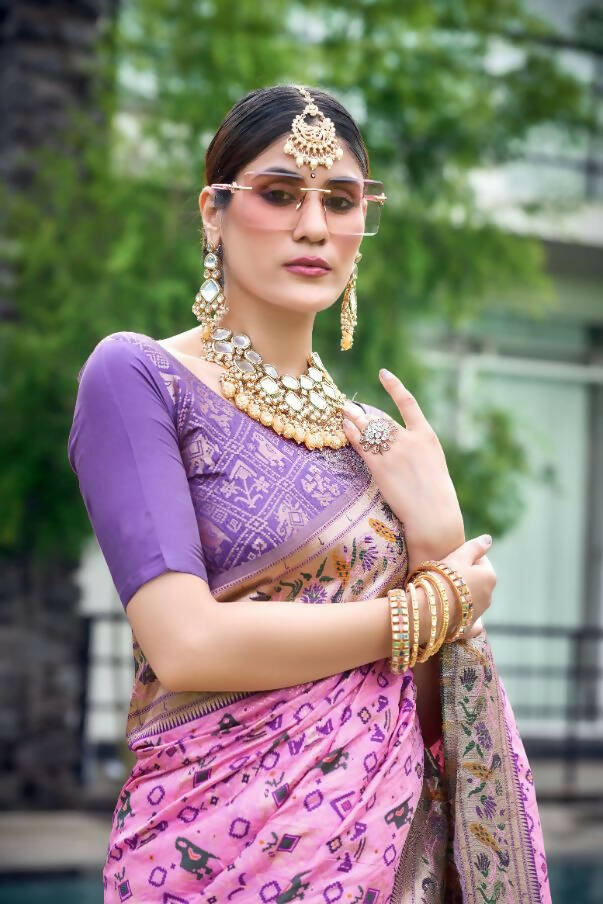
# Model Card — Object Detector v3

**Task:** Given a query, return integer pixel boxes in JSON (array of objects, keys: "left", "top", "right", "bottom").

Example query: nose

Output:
[{"left": 291, "top": 189, "right": 329, "bottom": 243}]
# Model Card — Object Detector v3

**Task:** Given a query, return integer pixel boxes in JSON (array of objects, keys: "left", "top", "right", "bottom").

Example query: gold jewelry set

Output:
[
  {"left": 387, "top": 560, "right": 475, "bottom": 674},
  {"left": 192, "top": 84, "right": 365, "bottom": 451},
  {"left": 192, "top": 244, "right": 355, "bottom": 450}
]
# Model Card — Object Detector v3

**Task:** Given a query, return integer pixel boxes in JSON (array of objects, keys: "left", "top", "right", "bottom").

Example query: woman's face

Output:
[{"left": 199, "top": 134, "right": 365, "bottom": 315}]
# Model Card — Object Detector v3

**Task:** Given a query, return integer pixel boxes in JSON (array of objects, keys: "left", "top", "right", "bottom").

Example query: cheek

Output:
[
  {"left": 224, "top": 231, "right": 271, "bottom": 283},
  {"left": 334, "top": 238, "right": 362, "bottom": 285},
  {"left": 340, "top": 235, "right": 363, "bottom": 258}
]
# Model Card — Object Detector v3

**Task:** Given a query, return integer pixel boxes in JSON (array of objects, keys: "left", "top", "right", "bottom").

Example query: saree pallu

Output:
[{"left": 103, "top": 479, "right": 551, "bottom": 903}]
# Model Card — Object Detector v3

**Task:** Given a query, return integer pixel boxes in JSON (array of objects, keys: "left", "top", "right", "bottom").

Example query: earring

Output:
[
  {"left": 340, "top": 251, "right": 362, "bottom": 351},
  {"left": 192, "top": 235, "right": 229, "bottom": 339}
]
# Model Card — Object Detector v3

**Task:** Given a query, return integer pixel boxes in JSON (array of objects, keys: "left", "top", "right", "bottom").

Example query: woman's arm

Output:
[
  {"left": 412, "top": 657, "right": 443, "bottom": 747},
  {"left": 126, "top": 570, "right": 441, "bottom": 693}
]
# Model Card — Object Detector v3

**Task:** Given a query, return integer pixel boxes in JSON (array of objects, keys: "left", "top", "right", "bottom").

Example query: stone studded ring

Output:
[{"left": 358, "top": 417, "right": 399, "bottom": 455}]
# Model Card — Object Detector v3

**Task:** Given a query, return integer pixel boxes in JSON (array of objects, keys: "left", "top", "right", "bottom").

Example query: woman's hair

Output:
[{"left": 204, "top": 83, "right": 369, "bottom": 190}]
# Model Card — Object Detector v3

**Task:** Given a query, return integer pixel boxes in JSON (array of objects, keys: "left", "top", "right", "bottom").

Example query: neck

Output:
[{"left": 207, "top": 276, "right": 317, "bottom": 377}]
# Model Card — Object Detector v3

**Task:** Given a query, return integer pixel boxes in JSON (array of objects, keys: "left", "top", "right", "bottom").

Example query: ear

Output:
[{"left": 199, "top": 187, "right": 222, "bottom": 248}]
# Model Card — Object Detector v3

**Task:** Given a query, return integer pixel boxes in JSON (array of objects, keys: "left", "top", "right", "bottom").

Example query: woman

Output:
[{"left": 68, "top": 84, "right": 551, "bottom": 902}]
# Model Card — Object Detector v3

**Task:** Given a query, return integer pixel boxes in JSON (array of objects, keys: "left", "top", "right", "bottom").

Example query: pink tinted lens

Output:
[
  {"left": 247, "top": 173, "right": 302, "bottom": 229},
  {"left": 222, "top": 171, "right": 384, "bottom": 235}
]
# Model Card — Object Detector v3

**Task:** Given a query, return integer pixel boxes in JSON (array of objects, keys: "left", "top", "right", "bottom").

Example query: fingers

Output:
[
  {"left": 341, "top": 412, "right": 363, "bottom": 448},
  {"left": 341, "top": 400, "right": 401, "bottom": 458},
  {"left": 463, "top": 534, "right": 493, "bottom": 564},
  {"left": 379, "top": 369, "right": 431, "bottom": 432},
  {"left": 464, "top": 617, "right": 485, "bottom": 639},
  {"left": 341, "top": 398, "right": 370, "bottom": 430},
  {"left": 341, "top": 399, "right": 369, "bottom": 449}
]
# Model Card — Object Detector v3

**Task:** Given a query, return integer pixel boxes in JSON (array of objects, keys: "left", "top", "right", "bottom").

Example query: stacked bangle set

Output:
[{"left": 387, "top": 560, "right": 474, "bottom": 675}]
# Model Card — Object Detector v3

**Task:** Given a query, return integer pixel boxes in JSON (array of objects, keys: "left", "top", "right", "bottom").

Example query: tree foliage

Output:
[{"left": 0, "top": 0, "right": 590, "bottom": 561}]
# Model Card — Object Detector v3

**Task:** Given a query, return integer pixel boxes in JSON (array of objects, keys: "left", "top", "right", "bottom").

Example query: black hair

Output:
[{"left": 205, "top": 83, "right": 369, "bottom": 185}]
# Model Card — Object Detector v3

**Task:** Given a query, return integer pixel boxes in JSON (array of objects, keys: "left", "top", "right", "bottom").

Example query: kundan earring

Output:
[
  {"left": 340, "top": 251, "right": 362, "bottom": 351},
  {"left": 192, "top": 236, "right": 230, "bottom": 339}
]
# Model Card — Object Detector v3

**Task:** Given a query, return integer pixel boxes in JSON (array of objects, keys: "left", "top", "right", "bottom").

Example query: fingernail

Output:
[
  {"left": 342, "top": 418, "right": 352, "bottom": 430},
  {"left": 482, "top": 534, "right": 492, "bottom": 546},
  {"left": 380, "top": 368, "right": 394, "bottom": 380}
]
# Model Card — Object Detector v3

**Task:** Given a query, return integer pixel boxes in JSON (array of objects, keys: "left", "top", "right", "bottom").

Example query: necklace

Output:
[{"left": 198, "top": 324, "right": 351, "bottom": 450}]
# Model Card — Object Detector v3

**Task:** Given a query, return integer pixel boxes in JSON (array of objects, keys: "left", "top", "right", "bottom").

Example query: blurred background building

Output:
[{"left": 422, "top": 0, "right": 603, "bottom": 769}]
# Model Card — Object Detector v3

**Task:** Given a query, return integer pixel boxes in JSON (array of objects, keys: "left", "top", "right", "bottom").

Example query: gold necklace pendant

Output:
[{"left": 200, "top": 327, "right": 350, "bottom": 450}]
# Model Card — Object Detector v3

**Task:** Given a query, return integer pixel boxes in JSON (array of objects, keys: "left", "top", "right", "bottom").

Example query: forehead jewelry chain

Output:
[{"left": 283, "top": 85, "right": 344, "bottom": 177}]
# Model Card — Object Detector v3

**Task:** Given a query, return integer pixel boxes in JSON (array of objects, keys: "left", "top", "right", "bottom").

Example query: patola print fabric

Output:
[{"left": 67, "top": 332, "right": 551, "bottom": 902}]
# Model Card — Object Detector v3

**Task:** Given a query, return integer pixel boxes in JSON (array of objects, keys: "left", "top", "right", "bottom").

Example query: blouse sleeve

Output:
[{"left": 67, "top": 333, "right": 209, "bottom": 609}]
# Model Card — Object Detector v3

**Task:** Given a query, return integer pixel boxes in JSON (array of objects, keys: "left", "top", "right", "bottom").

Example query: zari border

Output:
[
  {"left": 211, "top": 479, "right": 387, "bottom": 601},
  {"left": 126, "top": 688, "right": 257, "bottom": 746},
  {"left": 439, "top": 631, "right": 544, "bottom": 903},
  {"left": 390, "top": 743, "right": 455, "bottom": 903}
]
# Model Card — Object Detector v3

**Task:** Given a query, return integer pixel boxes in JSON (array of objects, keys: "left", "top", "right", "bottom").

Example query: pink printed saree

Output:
[{"left": 104, "top": 478, "right": 551, "bottom": 903}]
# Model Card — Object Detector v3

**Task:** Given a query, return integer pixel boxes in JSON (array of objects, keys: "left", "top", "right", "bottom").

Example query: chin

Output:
[
  {"left": 289, "top": 292, "right": 335, "bottom": 313},
  {"left": 267, "top": 283, "right": 332, "bottom": 310}
]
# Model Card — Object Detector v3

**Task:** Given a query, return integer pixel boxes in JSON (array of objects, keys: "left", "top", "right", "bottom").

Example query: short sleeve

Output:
[{"left": 67, "top": 333, "right": 209, "bottom": 608}]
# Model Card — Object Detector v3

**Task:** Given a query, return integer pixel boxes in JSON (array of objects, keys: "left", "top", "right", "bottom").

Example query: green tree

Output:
[{"left": 1, "top": 0, "right": 591, "bottom": 569}]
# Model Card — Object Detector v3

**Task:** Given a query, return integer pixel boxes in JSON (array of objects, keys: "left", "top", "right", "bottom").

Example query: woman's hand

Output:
[
  {"left": 438, "top": 535, "right": 497, "bottom": 637},
  {"left": 342, "top": 368, "right": 465, "bottom": 569}
]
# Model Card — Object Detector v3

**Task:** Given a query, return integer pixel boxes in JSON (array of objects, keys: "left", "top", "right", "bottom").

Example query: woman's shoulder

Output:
[
  {"left": 68, "top": 331, "right": 177, "bottom": 469},
  {"left": 72, "top": 331, "right": 180, "bottom": 421},
  {"left": 75, "top": 330, "right": 168, "bottom": 386}
]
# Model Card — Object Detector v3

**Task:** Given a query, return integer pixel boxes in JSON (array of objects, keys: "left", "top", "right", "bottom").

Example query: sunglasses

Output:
[{"left": 208, "top": 169, "right": 387, "bottom": 236}]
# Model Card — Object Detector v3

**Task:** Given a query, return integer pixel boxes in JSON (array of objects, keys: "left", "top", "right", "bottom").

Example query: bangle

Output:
[
  {"left": 387, "top": 588, "right": 411, "bottom": 674},
  {"left": 417, "top": 572, "right": 449, "bottom": 657},
  {"left": 407, "top": 581, "right": 420, "bottom": 668},
  {"left": 413, "top": 576, "right": 439, "bottom": 663},
  {"left": 407, "top": 560, "right": 473, "bottom": 642}
]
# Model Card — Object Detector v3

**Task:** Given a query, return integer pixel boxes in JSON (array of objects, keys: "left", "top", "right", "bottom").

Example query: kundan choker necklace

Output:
[{"left": 198, "top": 324, "right": 351, "bottom": 450}]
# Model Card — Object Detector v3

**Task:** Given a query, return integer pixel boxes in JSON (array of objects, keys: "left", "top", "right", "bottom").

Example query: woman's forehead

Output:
[{"left": 239, "top": 135, "right": 363, "bottom": 184}]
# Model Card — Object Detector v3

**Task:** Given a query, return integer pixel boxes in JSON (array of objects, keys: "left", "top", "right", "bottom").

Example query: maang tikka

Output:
[{"left": 283, "top": 84, "right": 344, "bottom": 173}]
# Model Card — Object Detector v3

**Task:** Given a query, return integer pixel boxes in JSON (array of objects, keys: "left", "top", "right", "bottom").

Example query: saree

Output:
[
  {"left": 68, "top": 331, "right": 550, "bottom": 902},
  {"left": 103, "top": 473, "right": 551, "bottom": 904}
]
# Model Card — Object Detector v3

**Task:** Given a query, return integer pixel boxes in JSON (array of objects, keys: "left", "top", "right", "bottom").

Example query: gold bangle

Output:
[
  {"left": 388, "top": 588, "right": 402, "bottom": 673},
  {"left": 418, "top": 572, "right": 449, "bottom": 658},
  {"left": 407, "top": 581, "right": 420, "bottom": 668},
  {"left": 387, "top": 588, "right": 410, "bottom": 674},
  {"left": 407, "top": 560, "right": 473, "bottom": 642},
  {"left": 413, "top": 576, "right": 439, "bottom": 663},
  {"left": 397, "top": 588, "right": 411, "bottom": 673}
]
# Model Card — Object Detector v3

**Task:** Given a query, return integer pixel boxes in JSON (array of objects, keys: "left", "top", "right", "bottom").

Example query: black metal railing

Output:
[{"left": 485, "top": 622, "right": 603, "bottom": 797}]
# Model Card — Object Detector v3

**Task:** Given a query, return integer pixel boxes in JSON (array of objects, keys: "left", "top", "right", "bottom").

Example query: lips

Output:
[
  {"left": 284, "top": 264, "right": 330, "bottom": 277},
  {"left": 284, "top": 256, "right": 331, "bottom": 269}
]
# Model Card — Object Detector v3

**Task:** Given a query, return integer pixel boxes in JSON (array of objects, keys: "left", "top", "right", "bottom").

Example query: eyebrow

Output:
[{"left": 254, "top": 166, "right": 360, "bottom": 184}]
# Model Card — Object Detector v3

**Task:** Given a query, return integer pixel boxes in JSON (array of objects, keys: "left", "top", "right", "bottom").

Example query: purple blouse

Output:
[{"left": 67, "top": 331, "right": 373, "bottom": 608}]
